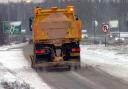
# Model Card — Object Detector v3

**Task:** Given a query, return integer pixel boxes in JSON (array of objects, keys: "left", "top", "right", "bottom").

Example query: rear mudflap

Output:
[{"left": 33, "top": 61, "right": 80, "bottom": 67}]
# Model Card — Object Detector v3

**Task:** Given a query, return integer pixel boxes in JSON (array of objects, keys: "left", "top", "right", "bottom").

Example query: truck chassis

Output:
[{"left": 30, "top": 41, "right": 81, "bottom": 71}]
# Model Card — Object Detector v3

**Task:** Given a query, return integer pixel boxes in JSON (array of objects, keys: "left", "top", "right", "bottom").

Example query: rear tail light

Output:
[
  {"left": 35, "top": 50, "right": 45, "bottom": 54},
  {"left": 72, "top": 48, "right": 80, "bottom": 52}
]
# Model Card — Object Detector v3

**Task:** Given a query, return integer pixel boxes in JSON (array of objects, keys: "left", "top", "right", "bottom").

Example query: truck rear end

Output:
[{"left": 30, "top": 6, "right": 82, "bottom": 70}]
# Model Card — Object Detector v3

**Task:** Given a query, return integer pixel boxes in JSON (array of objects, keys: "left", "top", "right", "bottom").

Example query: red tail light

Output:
[
  {"left": 35, "top": 50, "right": 45, "bottom": 54},
  {"left": 72, "top": 48, "right": 80, "bottom": 52}
]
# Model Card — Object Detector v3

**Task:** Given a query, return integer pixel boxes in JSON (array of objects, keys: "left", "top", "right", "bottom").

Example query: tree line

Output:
[{"left": 0, "top": 0, "right": 128, "bottom": 44}]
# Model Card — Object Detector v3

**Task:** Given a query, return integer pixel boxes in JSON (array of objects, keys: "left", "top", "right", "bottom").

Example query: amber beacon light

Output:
[{"left": 70, "top": 8, "right": 74, "bottom": 12}]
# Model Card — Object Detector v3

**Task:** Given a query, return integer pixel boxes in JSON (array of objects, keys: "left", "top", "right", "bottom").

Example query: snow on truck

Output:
[{"left": 29, "top": 6, "right": 82, "bottom": 70}]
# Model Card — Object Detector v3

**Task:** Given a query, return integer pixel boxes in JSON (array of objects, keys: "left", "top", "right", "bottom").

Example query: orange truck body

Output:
[
  {"left": 30, "top": 6, "right": 82, "bottom": 69},
  {"left": 33, "top": 6, "right": 81, "bottom": 42}
]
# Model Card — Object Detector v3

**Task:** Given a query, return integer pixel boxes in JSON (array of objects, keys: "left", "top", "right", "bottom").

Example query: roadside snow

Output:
[
  {"left": 0, "top": 43, "right": 51, "bottom": 89},
  {"left": 81, "top": 44, "right": 128, "bottom": 82},
  {"left": 0, "top": 43, "right": 28, "bottom": 51},
  {"left": 1, "top": 43, "right": 128, "bottom": 88},
  {"left": 0, "top": 63, "right": 33, "bottom": 89}
]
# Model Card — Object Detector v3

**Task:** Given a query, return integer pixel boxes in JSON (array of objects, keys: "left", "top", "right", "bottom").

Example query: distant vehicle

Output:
[
  {"left": 115, "top": 37, "right": 125, "bottom": 41},
  {"left": 29, "top": 6, "right": 82, "bottom": 70},
  {"left": 109, "top": 32, "right": 128, "bottom": 44},
  {"left": 110, "top": 32, "right": 128, "bottom": 38},
  {"left": 82, "top": 30, "right": 88, "bottom": 39},
  {"left": 113, "top": 37, "right": 125, "bottom": 43}
]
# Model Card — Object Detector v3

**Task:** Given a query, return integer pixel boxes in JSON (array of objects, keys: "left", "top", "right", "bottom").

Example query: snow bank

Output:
[
  {"left": 0, "top": 42, "right": 28, "bottom": 51},
  {"left": 81, "top": 44, "right": 128, "bottom": 82},
  {"left": 0, "top": 64, "right": 34, "bottom": 89},
  {"left": 1, "top": 80, "right": 33, "bottom": 89},
  {"left": 0, "top": 43, "right": 51, "bottom": 89}
]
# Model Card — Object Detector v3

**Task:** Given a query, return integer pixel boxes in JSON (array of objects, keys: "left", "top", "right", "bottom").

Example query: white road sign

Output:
[{"left": 102, "top": 24, "right": 109, "bottom": 33}]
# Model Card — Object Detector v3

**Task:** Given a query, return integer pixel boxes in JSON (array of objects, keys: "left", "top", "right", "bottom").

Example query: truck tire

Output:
[
  {"left": 67, "top": 65, "right": 71, "bottom": 71},
  {"left": 74, "top": 63, "right": 81, "bottom": 70}
]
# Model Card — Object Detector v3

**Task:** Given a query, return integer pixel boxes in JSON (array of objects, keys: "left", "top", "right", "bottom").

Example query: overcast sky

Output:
[{"left": 0, "top": 0, "right": 45, "bottom": 3}]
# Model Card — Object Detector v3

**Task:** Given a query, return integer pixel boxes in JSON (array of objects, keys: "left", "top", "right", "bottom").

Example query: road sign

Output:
[
  {"left": 109, "top": 20, "right": 119, "bottom": 28},
  {"left": 3, "top": 21, "right": 21, "bottom": 35},
  {"left": 102, "top": 24, "right": 109, "bottom": 47},
  {"left": 10, "top": 21, "right": 21, "bottom": 35},
  {"left": 3, "top": 21, "right": 10, "bottom": 33},
  {"left": 102, "top": 24, "right": 109, "bottom": 33}
]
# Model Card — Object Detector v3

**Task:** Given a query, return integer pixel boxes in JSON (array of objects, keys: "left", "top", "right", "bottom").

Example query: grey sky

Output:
[{"left": 0, "top": 0, "right": 45, "bottom": 3}]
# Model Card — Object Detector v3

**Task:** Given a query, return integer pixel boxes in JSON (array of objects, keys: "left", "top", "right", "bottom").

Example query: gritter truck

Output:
[{"left": 29, "top": 6, "right": 82, "bottom": 70}]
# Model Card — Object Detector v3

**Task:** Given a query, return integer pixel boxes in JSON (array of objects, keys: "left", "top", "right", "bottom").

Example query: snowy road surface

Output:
[
  {"left": 0, "top": 43, "right": 128, "bottom": 89},
  {"left": 81, "top": 45, "right": 128, "bottom": 82},
  {"left": 0, "top": 43, "right": 51, "bottom": 89}
]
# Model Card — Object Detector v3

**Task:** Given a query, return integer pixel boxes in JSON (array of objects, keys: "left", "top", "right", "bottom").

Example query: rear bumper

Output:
[{"left": 32, "top": 61, "right": 80, "bottom": 68}]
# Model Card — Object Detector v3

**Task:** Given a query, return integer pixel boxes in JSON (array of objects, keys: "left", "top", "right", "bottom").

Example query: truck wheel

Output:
[
  {"left": 74, "top": 64, "right": 81, "bottom": 70},
  {"left": 30, "top": 55, "right": 35, "bottom": 68},
  {"left": 74, "top": 65, "right": 78, "bottom": 70},
  {"left": 38, "top": 67, "right": 43, "bottom": 71},
  {"left": 78, "top": 64, "right": 81, "bottom": 69},
  {"left": 34, "top": 67, "right": 42, "bottom": 72},
  {"left": 31, "top": 63, "right": 34, "bottom": 68},
  {"left": 35, "top": 67, "right": 39, "bottom": 72},
  {"left": 67, "top": 65, "right": 71, "bottom": 71}
]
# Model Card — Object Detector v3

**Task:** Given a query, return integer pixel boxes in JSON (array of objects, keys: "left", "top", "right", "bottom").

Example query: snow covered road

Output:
[
  {"left": 0, "top": 43, "right": 128, "bottom": 89},
  {"left": 0, "top": 43, "right": 51, "bottom": 89},
  {"left": 81, "top": 45, "right": 128, "bottom": 82}
]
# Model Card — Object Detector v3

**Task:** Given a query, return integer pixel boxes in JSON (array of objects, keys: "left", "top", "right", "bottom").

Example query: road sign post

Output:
[
  {"left": 102, "top": 24, "right": 109, "bottom": 47},
  {"left": 3, "top": 21, "right": 21, "bottom": 43}
]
